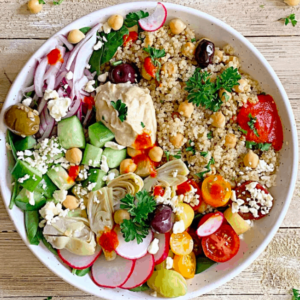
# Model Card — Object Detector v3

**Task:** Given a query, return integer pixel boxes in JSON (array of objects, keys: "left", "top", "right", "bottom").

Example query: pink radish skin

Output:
[
  {"left": 92, "top": 255, "right": 135, "bottom": 288},
  {"left": 138, "top": 2, "right": 167, "bottom": 32},
  {"left": 153, "top": 232, "right": 170, "bottom": 265},
  {"left": 121, "top": 254, "right": 155, "bottom": 289},
  {"left": 115, "top": 227, "right": 153, "bottom": 260},
  {"left": 57, "top": 246, "right": 102, "bottom": 270},
  {"left": 197, "top": 212, "right": 224, "bottom": 237}
]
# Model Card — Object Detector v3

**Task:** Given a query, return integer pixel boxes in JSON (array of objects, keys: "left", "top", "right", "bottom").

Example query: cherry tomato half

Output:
[
  {"left": 170, "top": 231, "right": 194, "bottom": 256},
  {"left": 188, "top": 227, "right": 203, "bottom": 256},
  {"left": 123, "top": 31, "right": 138, "bottom": 47},
  {"left": 144, "top": 57, "right": 156, "bottom": 78},
  {"left": 173, "top": 252, "right": 196, "bottom": 279},
  {"left": 67, "top": 165, "right": 80, "bottom": 182},
  {"left": 201, "top": 224, "right": 240, "bottom": 263},
  {"left": 202, "top": 175, "right": 231, "bottom": 208}
]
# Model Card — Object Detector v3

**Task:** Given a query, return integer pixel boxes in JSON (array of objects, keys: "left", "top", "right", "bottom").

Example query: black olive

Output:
[
  {"left": 150, "top": 205, "right": 174, "bottom": 234},
  {"left": 108, "top": 63, "right": 139, "bottom": 84},
  {"left": 195, "top": 39, "right": 215, "bottom": 68}
]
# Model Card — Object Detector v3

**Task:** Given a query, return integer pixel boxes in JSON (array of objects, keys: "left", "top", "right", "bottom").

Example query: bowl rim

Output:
[{"left": 0, "top": 2, "right": 298, "bottom": 299}]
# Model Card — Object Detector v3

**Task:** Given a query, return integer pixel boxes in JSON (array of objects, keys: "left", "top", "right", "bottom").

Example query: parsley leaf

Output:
[
  {"left": 53, "top": 0, "right": 63, "bottom": 4},
  {"left": 247, "top": 113, "right": 259, "bottom": 137},
  {"left": 260, "top": 4, "right": 265, "bottom": 8},
  {"left": 164, "top": 150, "right": 181, "bottom": 160},
  {"left": 191, "top": 38, "right": 196, "bottom": 42},
  {"left": 207, "top": 131, "right": 213, "bottom": 140},
  {"left": 173, "top": 151, "right": 182, "bottom": 159},
  {"left": 39, "top": 0, "right": 45, "bottom": 4},
  {"left": 293, "top": 288, "right": 300, "bottom": 300},
  {"left": 143, "top": 46, "right": 165, "bottom": 82},
  {"left": 196, "top": 157, "right": 215, "bottom": 180},
  {"left": 215, "top": 67, "right": 242, "bottom": 93},
  {"left": 124, "top": 10, "right": 149, "bottom": 28},
  {"left": 120, "top": 191, "right": 156, "bottom": 244},
  {"left": 186, "top": 140, "right": 196, "bottom": 155},
  {"left": 238, "top": 126, "right": 248, "bottom": 135},
  {"left": 164, "top": 150, "right": 170, "bottom": 162},
  {"left": 245, "top": 141, "right": 271, "bottom": 151},
  {"left": 200, "top": 151, "right": 208, "bottom": 157},
  {"left": 141, "top": 122, "right": 145, "bottom": 128},
  {"left": 111, "top": 99, "right": 128, "bottom": 122},
  {"left": 279, "top": 14, "right": 298, "bottom": 27}
]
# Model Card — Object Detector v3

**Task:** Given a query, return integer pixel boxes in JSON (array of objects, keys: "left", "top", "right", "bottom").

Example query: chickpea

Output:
[
  {"left": 141, "top": 66, "right": 152, "bottom": 80},
  {"left": 170, "top": 133, "right": 184, "bottom": 148},
  {"left": 224, "top": 133, "right": 237, "bottom": 148},
  {"left": 178, "top": 101, "right": 194, "bottom": 118},
  {"left": 219, "top": 88, "right": 232, "bottom": 102},
  {"left": 169, "top": 18, "right": 186, "bottom": 35},
  {"left": 65, "top": 148, "right": 82, "bottom": 165},
  {"left": 62, "top": 195, "right": 80, "bottom": 210},
  {"left": 211, "top": 112, "right": 225, "bottom": 128},
  {"left": 161, "top": 62, "right": 178, "bottom": 76},
  {"left": 120, "top": 159, "right": 137, "bottom": 174},
  {"left": 107, "top": 15, "right": 124, "bottom": 31},
  {"left": 148, "top": 146, "right": 163, "bottom": 162},
  {"left": 127, "top": 147, "right": 142, "bottom": 157},
  {"left": 114, "top": 209, "right": 130, "bottom": 225},
  {"left": 128, "top": 25, "right": 138, "bottom": 32},
  {"left": 284, "top": 0, "right": 300, "bottom": 5},
  {"left": 28, "top": 0, "right": 43, "bottom": 14},
  {"left": 67, "top": 29, "right": 85, "bottom": 44},
  {"left": 233, "top": 79, "right": 249, "bottom": 93},
  {"left": 181, "top": 42, "right": 196, "bottom": 57},
  {"left": 244, "top": 150, "right": 259, "bottom": 168},
  {"left": 144, "top": 34, "right": 153, "bottom": 47}
]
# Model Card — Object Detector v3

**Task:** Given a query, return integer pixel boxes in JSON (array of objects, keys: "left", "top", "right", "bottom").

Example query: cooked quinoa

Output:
[{"left": 110, "top": 25, "right": 279, "bottom": 190}]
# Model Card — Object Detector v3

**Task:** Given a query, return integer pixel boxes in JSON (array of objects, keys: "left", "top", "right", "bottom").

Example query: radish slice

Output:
[
  {"left": 57, "top": 245, "right": 102, "bottom": 269},
  {"left": 138, "top": 2, "right": 167, "bottom": 32},
  {"left": 92, "top": 254, "right": 135, "bottom": 288},
  {"left": 115, "top": 227, "right": 153, "bottom": 260},
  {"left": 153, "top": 232, "right": 170, "bottom": 265},
  {"left": 197, "top": 212, "right": 224, "bottom": 237},
  {"left": 121, "top": 253, "right": 155, "bottom": 289}
]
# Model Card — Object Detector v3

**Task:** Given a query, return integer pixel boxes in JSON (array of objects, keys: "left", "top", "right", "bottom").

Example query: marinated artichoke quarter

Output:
[{"left": 4, "top": 104, "right": 40, "bottom": 136}]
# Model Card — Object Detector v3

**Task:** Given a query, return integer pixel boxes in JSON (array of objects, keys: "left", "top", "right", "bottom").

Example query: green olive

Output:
[
  {"left": 114, "top": 209, "right": 130, "bottom": 225},
  {"left": 4, "top": 104, "right": 40, "bottom": 136}
]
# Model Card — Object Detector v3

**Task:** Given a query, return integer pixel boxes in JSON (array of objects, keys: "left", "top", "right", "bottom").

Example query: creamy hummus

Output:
[{"left": 95, "top": 82, "right": 157, "bottom": 148}]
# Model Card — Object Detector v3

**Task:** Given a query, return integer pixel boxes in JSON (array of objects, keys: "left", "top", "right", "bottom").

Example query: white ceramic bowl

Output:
[{"left": 0, "top": 2, "right": 298, "bottom": 299}]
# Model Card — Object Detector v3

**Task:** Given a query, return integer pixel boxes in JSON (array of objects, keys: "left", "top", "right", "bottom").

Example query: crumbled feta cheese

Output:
[
  {"left": 47, "top": 97, "right": 71, "bottom": 121},
  {"left": 18, "top": 174, "right": 30, "bottom": 183},
  {"left": 44, "top": 89, "right": 59, "bottom": 101},
  {"left": 231, "top": 190, "right": 236, "bottom": 201},
  {"left": 87, "top": 182, "right": 97, "bottom": 191},
  {"left": 231, "top": 202, "right": 239, "bottom": 214},
  {"left": 102, "top": 22, "right": 111, "bottom": 34},
  {"left": 65, "top": 71, "right": 73, "bottom": 80},
  {"left": 102, "top": 36, "right": 107, "bottom": 42},
  {"left": 86, "top": 64, "right": 91, "bottom": 69},
  {"left": 256, "top": 160, "right": 274, "bottom": 173},
  {"left": 64, "top": 84, "right": 68, "bottom": 89},
  {"left": 108, "top": 169, "right": 119, "bottom": 179},
  {"left": 39, "top": 201, "right": 65, "bottom": 225},
  {"left": 26, "top": 190, "right": 35, "bottom": 205},
  {"left": 24, "top": 150, "right": 32, "bottom": 156},
  {"left": 148, "top": 238, "right": 159, "bottom": 255},
  {"left": 94, "top": 40, "right": 104, "bottom": 51},
  {"left": 173, "top": 220, "right": 185, "bottom": 234},
  {"left": 84, "top": 80, "right": 95, "bottom": 93},
  {"left": 22, "top": 97, "right": 32, "bottom": 107},
  {"left": 166, "top": 257, "right": 173, "bottom": 269},
  {"left": 150, "top": 291, "right": 157, "bottom": 297},
  {"left": 98, "top": 72, "right": 108, "bottom": 82},
  {"left": 53, "top": 190, "right": 67, "bottom": 203},
  {"left": 101, "top": 155, "right": 109, "bottom": 173},
  {"left": 104, "top": 141, "right": 126, "bottom": 150}
]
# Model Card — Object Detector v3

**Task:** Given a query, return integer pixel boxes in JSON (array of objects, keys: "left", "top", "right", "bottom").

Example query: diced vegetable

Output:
[
  {"left": 223, "top": 207, "right": 251, "bottom": 235},
  {"left": 14, "top": 136, "right": 37, "bottom": 151},
  {"left": 82, "top": 169, "right": 106, "bottom": 191},
  {"left": 88, "top": 122, "right": 114, "bottom": 148},
  {"left": 34, "top": 174, "right": 57, "bottom": 199},
  {"left": 82, "top": 144, "right": 103, "bottom": 167},
  {"left": 15, "top": 189, "right": 46, "bottom": 211},
  {"left": 103, "top": 147, "right": 127, "bottom": 168},
  {"left": 47, "top": 165, "right": 75, "bottom": 190}
]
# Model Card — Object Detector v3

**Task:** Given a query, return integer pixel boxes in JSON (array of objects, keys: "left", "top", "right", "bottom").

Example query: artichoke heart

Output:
[
  {"left": 43, "top": 217, "right": 96, "bottom": 256},
  {"left": 143, "top": 159, "right": 189, "bottom": 192},
  {"left": 107, "top": 172, "right": 144, "bottom": 209}
]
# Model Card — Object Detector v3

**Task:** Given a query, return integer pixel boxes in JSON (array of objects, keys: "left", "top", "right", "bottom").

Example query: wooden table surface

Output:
[{"left": 0, "top": 0, "right": 299, "bottom": 299}]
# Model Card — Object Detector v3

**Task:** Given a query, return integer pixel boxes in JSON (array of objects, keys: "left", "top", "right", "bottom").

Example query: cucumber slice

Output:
[
  {"left": 82, "top": 169, "right": 106, "bottom": 191},
  {"left": 35, "top": 174, "right": 57, "bottom": 199},
  {"left": 88, "top": 122, "right": 114, "bottom": 148},
  {"left": 11, "top": 160, "right": 43, "bottom": 192},
  {"left": 15, "top": 188, "right": 47, "bottom": 211},
  {"left": 47, "top": 165, "right": 75, "bottom": 190},
  {"left": 102, "top": 147, "right": 126, "bottom": 168},
  {"left": 14, "top": 136, "right": 37, "bottom": 151},
  {"left": 82, "top": 144, "right": 103, "bottom": 167},
  {"left": 58, "top": 116, "right": 86, "bottom": 149}
]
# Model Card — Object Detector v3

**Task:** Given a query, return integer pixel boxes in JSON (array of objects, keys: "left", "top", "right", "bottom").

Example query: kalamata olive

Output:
[
  {"left": 195, "top": 39, "right": 215, "bottom": 68},
  {"left": 4, "top": 104, "right": 40, "bottom": 137},
  {"left": 151, "top": 205, "right": 174, "bottom": 234},
  {"left": 108, "top": 63, "right": 138, "bottom": 84}
]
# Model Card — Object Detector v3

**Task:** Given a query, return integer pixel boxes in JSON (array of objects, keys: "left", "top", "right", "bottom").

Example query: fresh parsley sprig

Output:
[
  {"left": 247, "top": 113, "right": 259, "bottom": 137},
  {"left": 39, "top": 0, "right": 45, "bottom": 4},
  {"left": 196, "top": 157, "right": 215, "bottom": 180},
  {"left": 141, "top": 122, "right": 145, "bottom": 128},
  {"left": 120, "top": 191, "right": 156, "bottom": 244},
  {"left": 279, "top": 14, "right": 297, "bottom": 27},
  {"left": 186, "top": 140, "right": 196, "bottom": 155},
  {"left": 164, "top": 150, "right": 181, "bottom": 161},
  {"left": 53, "top": 0, "right": 63, "bottom": 4},
  {"left": 215, "top": 67, "right": 242, "bottom": 93},
  {"left": 245, "top": 141, "right": 271, "bottom": 151},
  {"left": 293, "top": 288, "right": 300, "bottom": 300},
  {"left": 207, "top": 131, "right": 213, "bottom": 140},
  {"left": 111, "top": 99, "right": 128, "bottom": 122},
  {"left": 143, "top": 46, "right": 166, "bottom": 81},
  {"left": 124, "top": 10, "right": 149, "bottom": 28},
  {"left": 238, "top": 126, "right": 248, "bottom": 135}
]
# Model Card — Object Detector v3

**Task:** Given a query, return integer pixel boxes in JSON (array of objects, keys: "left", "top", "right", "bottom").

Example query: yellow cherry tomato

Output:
[
  {"left": 170, "top": 231, "right": 193, "bottom": 256},
  {"left": 175, "top": 203, "right": 194, "bottom": 229},
  {"left": 173, "top": 252, "right": 196, "bottom": 279},
  {"left": 201, "top": 174, "right": 231, "bottom": 207}
]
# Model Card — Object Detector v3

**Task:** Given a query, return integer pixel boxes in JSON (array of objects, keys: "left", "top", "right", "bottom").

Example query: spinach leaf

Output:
[
  {"left": 196, "top": 256, "right": 216, "bottom": 274},
  {"left": 124, "top": 10, "right": 149, "bottom": 28},
  {"left": 89, "top": 26, "right": 129, "bottom": 75},
  {"left": 79, "top": 27, "right": 91, "bottom": 34},
  {"left": 129, "top": 282, "right": 150, "bottom": 292},
  {"left": 72, "top": 267, "right": 91, "bottom": 276},
  {"left": 25, "top": 210, "right": 40, "bottom": 245},
  {"left": 40, "top": 231, "right": 57, "bottom": 255},
  {"left": 9, "top": 181, "right": 20, "bottom": 210}
]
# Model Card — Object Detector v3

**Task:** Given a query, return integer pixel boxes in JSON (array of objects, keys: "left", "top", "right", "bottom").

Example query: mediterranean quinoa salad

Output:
[{"left": 5, "top": 3, "right": 284, "bottom": 298}]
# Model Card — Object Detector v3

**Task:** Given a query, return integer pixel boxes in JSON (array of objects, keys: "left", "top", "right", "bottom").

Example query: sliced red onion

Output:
[
  {"left": 66, "top": 23, "right": 100, "bottom": 71},
  {"left": 41, "top": 118, "right": 55, "bottom": 139},
  {"left": 54, "top": 71, "right": 67, "bottom": 89},
  {"left": 83, "top": 108, "right": 93, "bottom": 126},
  {"left": 77, "top": 103, "right": 83, "bottom": 120},
  {"left": 22, "top": 85, "right": 35, "bottom": 96},
  {"left": 34, "top": 57, "right": 48, "bottom": 97},
  {"left": 57, "top": 35, "right": 74, "bottom": 51},
  {"left": 64, "top": 92, "right": 82, "bottom": 118},
  {"left": 80, "top": 90, "right": 90, "bottom": 97}
]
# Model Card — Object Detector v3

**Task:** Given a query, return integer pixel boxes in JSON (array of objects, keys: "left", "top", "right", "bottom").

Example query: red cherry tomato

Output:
[
  {"left": 153, "top": 186, "right": 165, "bottom": 197},
  {"left": 188, "top": 227, "right": 203, "bottom": 256},
  {"left": 177, "top": 179, "right": 202, "bottom": 211},
  {"left": 202, "top": 224, "right": 240, "bottom": 263},
  {"left": 237, "top": 94, "right": 283, "bottom": 151},
  {"left": 83, "top": 96, "right": 95, "bottom": 110},
  {"left": 123, "top": 31, "right": 138, "bottom": 47},
  {"left": 67, "top": 165, "right": 80, "bottom": 182},
  {"left": 144, "top": 57, "right": 156, "bottom": 78}
]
